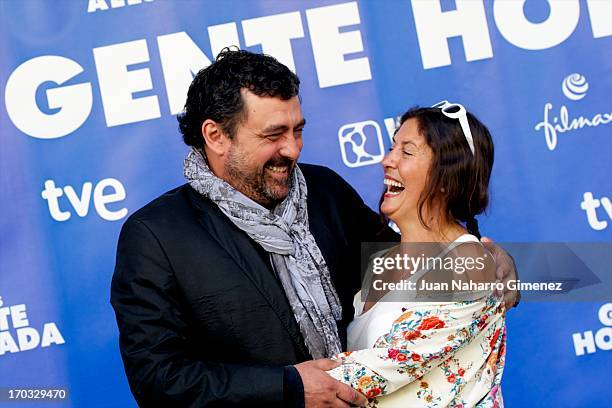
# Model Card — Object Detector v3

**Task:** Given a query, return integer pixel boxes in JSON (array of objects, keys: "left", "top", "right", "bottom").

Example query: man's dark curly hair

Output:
[{"left": 177, "top": 47, "right": 300, "bottom": 149}]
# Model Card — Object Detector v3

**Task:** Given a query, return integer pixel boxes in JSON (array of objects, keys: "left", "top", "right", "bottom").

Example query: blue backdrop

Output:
[{"left": 1, "top": 0, "right": 611, "bottom": 406}]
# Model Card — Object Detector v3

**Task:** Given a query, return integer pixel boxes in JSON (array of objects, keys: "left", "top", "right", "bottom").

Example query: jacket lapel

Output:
[{"left": 188, "top": 187, "right": 311, "bottom": 359}]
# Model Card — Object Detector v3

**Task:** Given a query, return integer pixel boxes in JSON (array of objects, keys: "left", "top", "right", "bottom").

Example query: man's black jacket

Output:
[{"left": 110, "top": 164, "right": 397, "bottom": 407}]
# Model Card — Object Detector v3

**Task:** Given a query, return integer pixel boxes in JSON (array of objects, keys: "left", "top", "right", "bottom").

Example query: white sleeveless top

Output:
[{"left": 348, "top": 234, "right": 480, "bottom": 351}]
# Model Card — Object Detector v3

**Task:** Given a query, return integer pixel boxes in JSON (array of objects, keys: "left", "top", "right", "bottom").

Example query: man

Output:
[{"left": 111, "top": 49, "right": 517, "bottom": 407}]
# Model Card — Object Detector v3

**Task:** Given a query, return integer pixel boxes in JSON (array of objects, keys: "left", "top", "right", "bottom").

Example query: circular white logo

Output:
[{"left": 562, "top": 73, "right": 589, "bottom": 101}]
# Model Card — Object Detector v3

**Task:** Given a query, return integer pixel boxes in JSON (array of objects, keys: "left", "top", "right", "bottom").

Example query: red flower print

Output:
[
  {"left": 458, "top": 368, "right": 465, "bottom": 377},
  {"left": 412, "top": 353, "right": 421, "bottom": 362},
  {"left": 388, "top": 348, "right": 399, "bottom": 359},
  {"left": 404, "top": 330, "right": 421, "bottom": 341},
  {"left": 477, "top": 315, "right": 489, "bottom": 330},
  {"left": 397, "top": 353, "right": 408, "bottom": 362},
  {"left": 366, "top": 388, "right": 381, "bottom": 398},
  {"left": 418, "top": 316, "right": 446, "bottom": 330},
  {"left": 447, "top": 374, "right": 456, "bottom": 383},
  {"left": 444, "top": 345, "right": 453, "bottom": 353},
  {"left": 490, "top": 328, "right": 501, "bottom": 348}
]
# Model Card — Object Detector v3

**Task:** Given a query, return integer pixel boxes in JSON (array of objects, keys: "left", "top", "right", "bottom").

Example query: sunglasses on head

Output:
[{"left": 431, "top": 100, "right": 475, "bottom": 155}]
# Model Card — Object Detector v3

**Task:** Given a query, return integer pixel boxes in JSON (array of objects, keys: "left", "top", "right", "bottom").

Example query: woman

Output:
[{"left": 328, "top": 102, "right": 506, "bottom": 407}]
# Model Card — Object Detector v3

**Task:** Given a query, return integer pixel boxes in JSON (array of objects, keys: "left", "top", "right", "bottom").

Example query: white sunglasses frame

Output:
[{"left": 431, "top": 100, "right": 475, "bottom": 155}]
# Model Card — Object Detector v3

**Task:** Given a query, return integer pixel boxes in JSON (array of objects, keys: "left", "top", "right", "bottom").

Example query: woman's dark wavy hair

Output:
[
  {"left": 380, "top": 107, "right": 494, "bottom": 239},
  {"left": 177, "top": 47, "right": 300, "bottom": 149}
]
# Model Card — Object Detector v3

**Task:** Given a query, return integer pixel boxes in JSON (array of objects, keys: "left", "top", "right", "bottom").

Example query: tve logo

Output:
[
  {"left": 580, "top": 192, "right": 612, "bottom": 231},
  {"left": 534, "top": 73, "right": 612, "bottom": 151},
  {"left": 572, "top": 303, "right": 612, "bottom": 356},
  {"left": 41, "top": 178, "right": 128, "bottom": 222},
  {"left": 338, "top": 117, "right": 398, "bottom": 168}
]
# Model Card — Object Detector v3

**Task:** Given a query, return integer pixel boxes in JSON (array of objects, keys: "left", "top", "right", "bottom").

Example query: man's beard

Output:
[{"left": 224, "top": 148, "right": 294, "bottom": 208}]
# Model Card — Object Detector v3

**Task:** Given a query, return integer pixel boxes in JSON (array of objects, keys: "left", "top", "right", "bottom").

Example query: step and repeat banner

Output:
[{"left": 1, "top": 0, "right": 611, "bottom": 406}]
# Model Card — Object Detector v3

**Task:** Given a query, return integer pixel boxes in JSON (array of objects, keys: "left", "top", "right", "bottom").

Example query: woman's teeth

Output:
[{"left": 384, "top": 178, "right": 405, "bottom": 195}]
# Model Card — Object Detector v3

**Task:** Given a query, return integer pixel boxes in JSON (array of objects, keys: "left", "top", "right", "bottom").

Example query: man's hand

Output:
[
  {"left": 295, "top": 359, "right": 368, "bottom": 408},
  {"left": 481, "top": 237, "right": 521, "bottom": 310}
]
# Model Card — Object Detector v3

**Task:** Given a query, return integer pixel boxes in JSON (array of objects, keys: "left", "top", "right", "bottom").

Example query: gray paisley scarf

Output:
[{"left": 184, "top": 148, "right": 342, "bottom": 359}]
